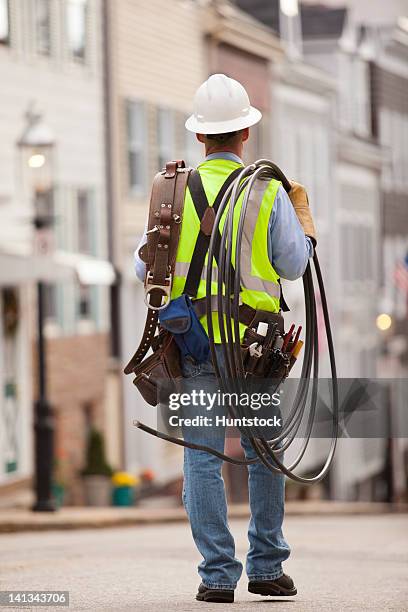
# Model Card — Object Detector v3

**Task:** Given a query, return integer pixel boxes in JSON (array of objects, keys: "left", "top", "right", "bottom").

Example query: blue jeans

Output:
[{"left": 180, "top": 346, "right": 290, "bottom": 590}]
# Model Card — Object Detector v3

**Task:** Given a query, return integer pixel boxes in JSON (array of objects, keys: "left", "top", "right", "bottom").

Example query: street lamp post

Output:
[
  {"left": 33, "top": 275, "right": 55, "bottom": 511},
  {"left": 18, "top": 107, "right": 57, "bottom": 512}
]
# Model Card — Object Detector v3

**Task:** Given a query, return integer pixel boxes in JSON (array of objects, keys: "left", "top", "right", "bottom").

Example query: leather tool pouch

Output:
[{"left": 131, "top": 330, "right": 182, "bottom": 407}]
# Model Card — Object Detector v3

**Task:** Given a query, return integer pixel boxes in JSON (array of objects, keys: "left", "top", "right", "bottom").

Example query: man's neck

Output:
[
  {"left": 205, "top": 146, "right": 243, "bottom": 158},
  {"left": 204, "top": 151, "right": 243, "bottom": 164},
  {"left": 205, "top": 151, "right": 244, "bottom": 165}
]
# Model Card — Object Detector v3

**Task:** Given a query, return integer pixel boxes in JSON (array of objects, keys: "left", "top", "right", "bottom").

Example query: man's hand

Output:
[{"left": 289, "top": 181, "right": 317, "bottom": 246}]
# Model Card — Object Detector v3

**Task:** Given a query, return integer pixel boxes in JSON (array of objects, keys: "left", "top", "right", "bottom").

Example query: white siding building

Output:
[
  {"left": 0, "top": 0, "right": 112, "bottom": 500},
  {"left": 302, "top": 5, "right": 384, "bottom": 499}
]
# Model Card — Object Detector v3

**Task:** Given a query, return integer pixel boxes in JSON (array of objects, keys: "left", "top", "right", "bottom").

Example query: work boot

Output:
[
  {"left": 248, "top": 573, "right": 297, "bottom": 597},
  {"left": 196, "top": 583, "right": 234, "bottom": 603}
]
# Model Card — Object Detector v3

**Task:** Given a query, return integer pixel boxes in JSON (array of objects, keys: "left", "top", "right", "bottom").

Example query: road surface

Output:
[{"left": 1, "top": 515, "right": 407, "bottom": 611}]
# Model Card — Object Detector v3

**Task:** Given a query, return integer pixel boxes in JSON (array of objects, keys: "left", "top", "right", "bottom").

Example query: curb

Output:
[{"left": 0, "top": 502, "right": 407, "bottom": 534}]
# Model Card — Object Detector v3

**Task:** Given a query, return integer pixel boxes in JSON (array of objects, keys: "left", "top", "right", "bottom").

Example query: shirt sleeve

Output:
[
  {"left": 268, "top": 185, "right": 313, "bottom": 281},
  {"left": 134, "top": 225, "right": 148, "bottom": 282}
]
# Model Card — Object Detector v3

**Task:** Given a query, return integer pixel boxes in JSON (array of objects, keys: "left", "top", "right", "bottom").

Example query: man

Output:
[{"left": 135, "top": 74, "right": 314, "bottom": 603}]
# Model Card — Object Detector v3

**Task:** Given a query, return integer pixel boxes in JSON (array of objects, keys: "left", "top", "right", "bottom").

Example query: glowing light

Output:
[
  {"left": 28, "top": 153, "right": 46, "bottom": 168},
  {"left": 376, "top": 313, "right": 392, "bottom": 332},
  {"left": 280, "top": 0, "right": 299, "bottom": 18}
]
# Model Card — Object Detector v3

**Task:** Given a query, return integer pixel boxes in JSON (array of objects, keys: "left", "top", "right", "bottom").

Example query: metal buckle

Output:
[{"left": 144, "top": 273, "right": 172, "bottom": 311}]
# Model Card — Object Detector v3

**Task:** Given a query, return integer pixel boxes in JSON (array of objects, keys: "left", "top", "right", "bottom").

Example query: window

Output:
[
  {"left": 77, "top": 189, "right": 93, "bottom": 254},
  {"left": 391, "top": 111, "right": 408, "bottom": 188},
  {"left": 340, "top": 53, "right": 372, "bottom": 137},
  {"left": 341, "top": 223, "right": 375, "bottom": 284},
  {"left": 66, "top": 0, "right": 87, "bottom": 61},
  {"left": 157, "top": 108, "right": 174, "bottom": 171},
  {"left": 339, "top": 53, "right": 353, "bottom": 131},
  {"left": 43, "top": 284, "right": 57, "bottom": 320},
  {"left": 0, "top": 0, "right": 9, "bottom": 44},
  {"left": 126, "top": 100, "right": 147, "bottom": 193},
  {"left": 78, "top": 285, "right": 91, "bottom": 318},
  {"left": 353, "top": 58, "right": 371, "bottom": 138},
  {"left": 35, "top": 0, "right": 51, "bottom": 55}
]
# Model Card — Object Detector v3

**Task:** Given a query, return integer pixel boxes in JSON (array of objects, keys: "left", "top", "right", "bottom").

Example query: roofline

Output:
[{"left": 202, "top": 0, "right": 284, "bottom": 62}]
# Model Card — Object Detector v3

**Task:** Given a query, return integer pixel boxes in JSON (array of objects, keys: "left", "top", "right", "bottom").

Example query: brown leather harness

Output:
[{"left": 124, "top": 160, "right": 192, "bottom": 375}]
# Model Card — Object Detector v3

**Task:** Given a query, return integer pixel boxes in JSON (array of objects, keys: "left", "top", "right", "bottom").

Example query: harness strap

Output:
[
  {"left": 124, "top": 161, "right": 191, "bottom": 375},
  {"left": 183, "top": 168, "right": 242, "bottom": 298}
]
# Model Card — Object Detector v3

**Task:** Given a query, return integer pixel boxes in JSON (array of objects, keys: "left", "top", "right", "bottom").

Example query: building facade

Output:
[
  {"left": 300, "top": 3, "right": 385, "bottom": 500},
  {"left": 371, "top": 19, "right": 408, "bottom": 501},
  {"left": 0, "top": 0, "right": 114, "bottom": 503},
  {"left": 104, "top": 0, "right": 207, "bottom": 482}
]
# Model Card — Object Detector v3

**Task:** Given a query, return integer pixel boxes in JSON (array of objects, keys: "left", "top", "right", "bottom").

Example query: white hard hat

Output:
[{"left": 185, "top": 74, "right": 262, "bottom": 135}]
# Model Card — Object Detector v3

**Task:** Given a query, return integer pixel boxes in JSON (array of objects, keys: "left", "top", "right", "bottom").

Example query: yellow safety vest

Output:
[{"left": 171, "top": 159, "right": 281, "bottom": 342}]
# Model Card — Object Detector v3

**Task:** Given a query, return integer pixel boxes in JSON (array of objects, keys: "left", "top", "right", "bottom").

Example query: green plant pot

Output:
[{"left": 112, "top": 485, "right": 135, "bottom": 507}]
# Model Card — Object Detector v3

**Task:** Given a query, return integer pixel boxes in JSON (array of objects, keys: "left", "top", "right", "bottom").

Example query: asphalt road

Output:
[{"left": 1, "top": 515, "right": 407, "bottom": 611}]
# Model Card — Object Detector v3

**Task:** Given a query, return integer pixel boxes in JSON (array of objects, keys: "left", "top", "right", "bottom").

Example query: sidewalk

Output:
[{"left": 0, "top": 501, "right": 407, "bottom": 533}]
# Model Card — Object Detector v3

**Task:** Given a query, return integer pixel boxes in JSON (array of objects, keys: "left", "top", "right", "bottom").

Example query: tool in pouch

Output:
[
  {"left": 123, "top": 160, "right": 192, "bottom": 406},
  {"left": 241, "top": 320, "right": 304, "bottom": 382}
]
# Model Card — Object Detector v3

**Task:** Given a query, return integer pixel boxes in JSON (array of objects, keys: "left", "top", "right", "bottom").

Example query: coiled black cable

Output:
[{"left": 207, "top": 160, "right": 338, "bottom": 483}]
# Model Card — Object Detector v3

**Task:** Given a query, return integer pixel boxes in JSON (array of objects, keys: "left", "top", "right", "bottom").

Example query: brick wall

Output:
[{"left": 32, "top": 333, "right": 110, "bottom": 504}]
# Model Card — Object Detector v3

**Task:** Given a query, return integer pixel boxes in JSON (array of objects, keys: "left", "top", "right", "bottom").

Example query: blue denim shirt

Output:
[{"left": 134, "top": 152, "right": 312, "bottom": 282}]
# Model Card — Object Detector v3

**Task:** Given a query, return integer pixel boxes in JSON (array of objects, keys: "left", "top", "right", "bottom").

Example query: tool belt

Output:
[{"left": 192, "top": 298, "right": 301, "bottom": 381}]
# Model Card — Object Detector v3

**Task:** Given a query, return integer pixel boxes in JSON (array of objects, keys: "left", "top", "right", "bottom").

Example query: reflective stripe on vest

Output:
[
  {"left": 170, "top": 159, "right": 281, "bottom": 342},
  {"left": 239, "top": 178, "right": 280, "bottom": 298}
]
